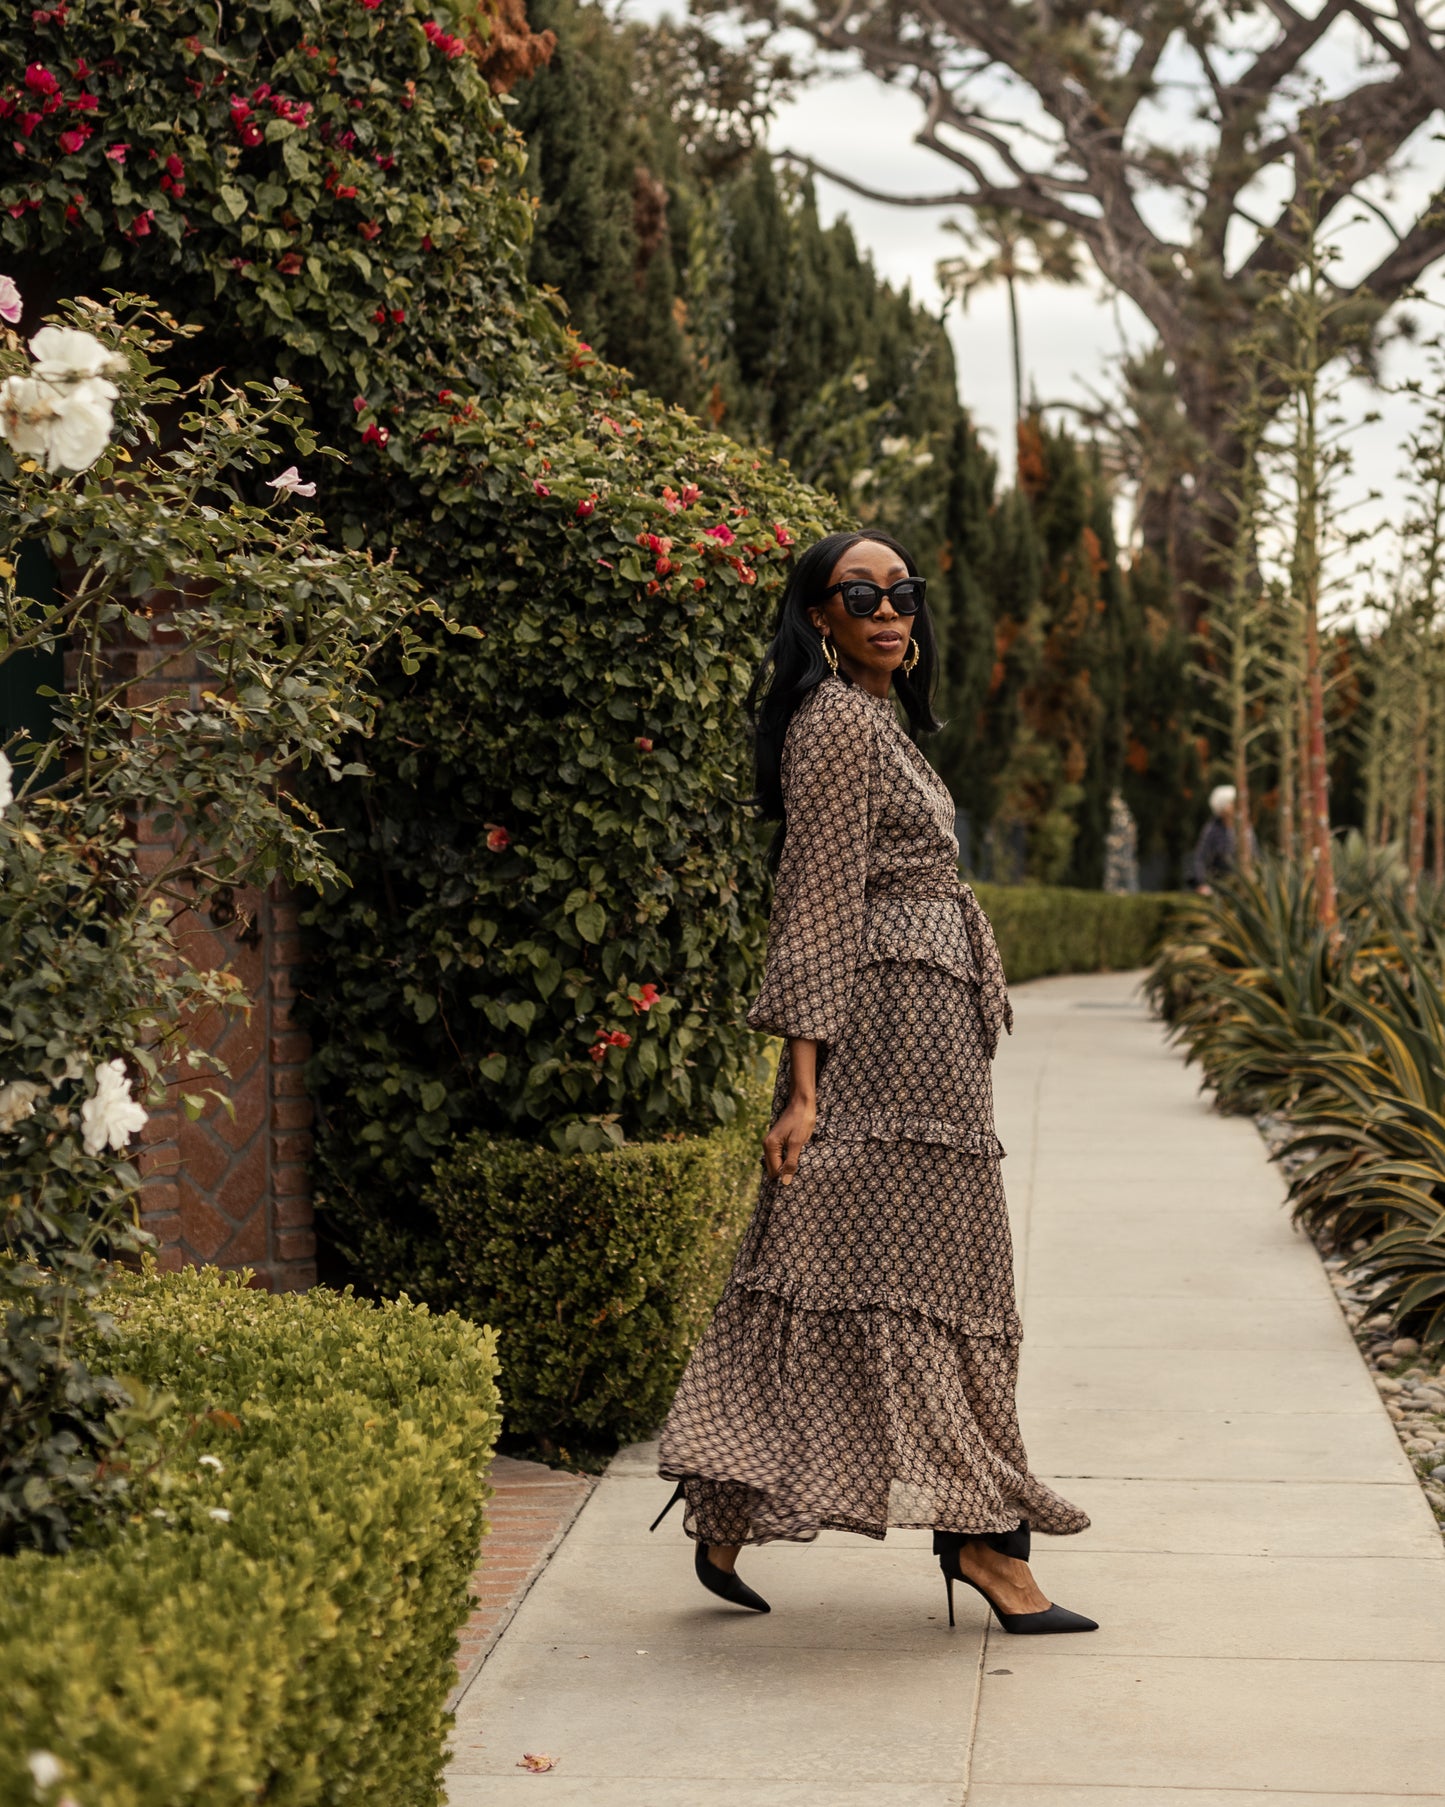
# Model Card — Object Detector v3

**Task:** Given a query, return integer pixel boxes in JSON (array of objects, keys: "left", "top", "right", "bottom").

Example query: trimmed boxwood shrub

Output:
[
  {"left": 976, "top": 883, "right": 1180, "bottom": 985},
  {"left": 0, "top": 1266, "right": 501, "bottom": 1807},
  {"left": 428, "top": 1084, "right": 766, "bottom": 1456}
]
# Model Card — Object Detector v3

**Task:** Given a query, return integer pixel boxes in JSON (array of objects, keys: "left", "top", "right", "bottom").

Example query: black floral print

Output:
[{"left": 658, "top": 676, "right": 1089, "bottom": 1545}]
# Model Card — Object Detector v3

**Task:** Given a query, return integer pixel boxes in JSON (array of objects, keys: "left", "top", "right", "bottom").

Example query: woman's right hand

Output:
[{"left": 763, "top": 1091, "right": 817, "bottom": 1186}]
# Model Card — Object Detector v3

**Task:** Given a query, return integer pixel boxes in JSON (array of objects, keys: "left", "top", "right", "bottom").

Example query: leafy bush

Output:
[
  {"left": 0, "top": 0, "right": 848, "bottom": 1274},
  {"left": 1, "top": 300, "right": 418, "bottom": 1553},
  {"left": 975, "top": 882, "right": 1179, "bottom": 985},
  {"left": 426, "top": 1084, "right": 767, "bottom": 1456},
  {"left": 1148, "top": 858, "right": 1445, "bottom": 1350},
  {"left": 0, "top": 1265, "right": 500, "bottom": 1807}
]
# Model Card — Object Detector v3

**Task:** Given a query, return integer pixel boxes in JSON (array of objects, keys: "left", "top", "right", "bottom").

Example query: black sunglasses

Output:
[{"left": 822, "top": 576, "right": 927, "bottom": 618}]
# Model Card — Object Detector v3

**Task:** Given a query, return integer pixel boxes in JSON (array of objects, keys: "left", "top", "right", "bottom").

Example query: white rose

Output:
[
  {"left": 45, "top": 376, "right": 118, "bottom": 474},
  {"left": 0, "top": 1079, "right": 47, "bottom": 1131},
  {"left": 79, "top": 1058, "right": 147, "bottom": 1156},
  {"left": 26, "top": 1752, "right": 63, "bottom": 1789},
  {"left": 0, "top": 748, "right": 12, "bottom": 811},
  {"left": 29, "top": 325, "right": 120, "bottom": 383},
  {"left": 0, "top": 374, "right": 62, "bottom": 461}
]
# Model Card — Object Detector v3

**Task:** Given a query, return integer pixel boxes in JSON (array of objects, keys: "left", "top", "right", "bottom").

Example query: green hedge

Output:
[
  {"left": 0, "top": 1267, "right": 500, "bottom": 1807},
  {"left": 975, "top": 884, "right": 1181, "bottom": 985},
  {"left": 428, "top": 1093, "right": 766, "bottom": 1458}
]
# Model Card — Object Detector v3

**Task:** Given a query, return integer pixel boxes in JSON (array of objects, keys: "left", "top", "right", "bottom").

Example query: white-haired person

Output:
[{"left": 1189, "top": 784, "right": 1251, "bottom": 893}]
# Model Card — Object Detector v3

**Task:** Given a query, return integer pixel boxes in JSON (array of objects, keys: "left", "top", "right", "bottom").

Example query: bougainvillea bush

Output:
[{"left": 0, "top": 1, "right": 845, "bottom": 1289}]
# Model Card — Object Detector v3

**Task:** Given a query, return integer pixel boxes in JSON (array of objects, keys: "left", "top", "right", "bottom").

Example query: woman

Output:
[{"left": 653, "top": 530, "right": 1096, "bottom": 1636}]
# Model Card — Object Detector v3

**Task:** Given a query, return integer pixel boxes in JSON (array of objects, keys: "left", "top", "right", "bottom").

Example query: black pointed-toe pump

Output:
[
  {"left": 650, "top": 1481, "right": 771, "bottom": 1614},
  {"left": 934, "top": 1523, "right": 1097, "bottom": 1635}
]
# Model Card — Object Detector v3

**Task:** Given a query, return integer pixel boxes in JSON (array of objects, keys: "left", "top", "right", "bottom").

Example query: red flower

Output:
[
  {"left": 229, "top": 95, "right": 251, "bottom": 121},
  {"left": 421, "top": 232, "right": 434, "bottom": 250},
  {"left": 486, "top": 825, "right": 510, "bottom": 852},
  {"left": 276, "top": 252, "right": 304, "bottom": 274},
  {"left": 229, "top": 255, "right": 253, "bottom": 270},
  {"left": 68, "top": 92, "right": 97, "bottom": 112},
  {"left": 656, "top": 557, "right": 674, "bottom": 578},
  {"left": 635, "top": 738, "right": 653, "bottom": 754},
  {"left": 390, "top": 308, "right": 405, "bottom": 323},
  {"left": 165, "top": 152, "right": 184, "bottom": 180},
  {"left": 182, "top": 35, "right": 201, "bottom": 55},
  {"left": 375, "top": 152, "right": 395, "bottom": 170},
  {"left": 358, "top": 219, "right": 381, "bottom": 240},
  {"left": 359, "top": 0, "right": 382, "bottom": 8},
  {"left": 24, "top": 63, "right": 59, "bottom": 96},
  {"left": 72, "top": 56, "right": 90, "bottom": 78},
  {"left": 703, "top": 523, "right": 735, "bottom": 546},
  {"left": 19, "top": 111, "right": 43, "bottom": 135},
  {"left": 362, "top": 422, "right": 390, "bottom": 447},
  {"left": 576, "top": 495, "right": 597, "bottom": 519},
  {"left": 437, "top": 388, "right": 454, "bottom": 402},
  {"left": 353, "top": 395, "right": 367, "bottom": 412},
  {"left": 680, "top": 483, "right": 700, "bottom": 506},
  {"left": 661, "top": 486, "right": 682, "bottom": 514},
  {"left": 58, "top": 125, "right": 88, "bottom": 153},
  {"left": 773, "top": 523, "right": 794, "bottom": 546},
  {"left": 590, "top": 1027, "right": 632, "bottom": 1060},
  {"left": 532, "top": 478, "right": 551, "bottom": 498},
  {"left": 104, "top": 141, "right": 129, "bottom": 161},
  {"left": 646, "top": 580, "right": 661, "bottom": 596},
  {"left": 239, "top": 122, "right": 263, "bottom": 147},
  {"left": 692, "top": 577, "right": 706, "bottom": 592},
  {"left": 372, "top": 306, "right": 386, "bottom": 324},
  {"left": 127, "top": 207, "right": 154, "bottom": 239},
  {"left": 335, "top": 183, "right": 357, "bottom": 199},
  {"left": 631, "top": 982, "right": 661, "bottom": 1012},
  {"left": 64, "top": 198, "right": 81, "bottom": 221}
]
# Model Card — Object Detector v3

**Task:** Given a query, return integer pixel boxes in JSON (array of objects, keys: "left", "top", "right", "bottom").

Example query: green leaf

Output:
[
  {"left": 419, "top": 1079, "right": 447, "bottom": 1114},
  {"left": 574, "top": 901, "right": 606, "bottom": 944}
]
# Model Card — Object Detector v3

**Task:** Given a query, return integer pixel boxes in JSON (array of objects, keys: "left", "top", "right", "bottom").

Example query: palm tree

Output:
[{"left": 937, "top": 206, "right": 1083, "bottom": 424}]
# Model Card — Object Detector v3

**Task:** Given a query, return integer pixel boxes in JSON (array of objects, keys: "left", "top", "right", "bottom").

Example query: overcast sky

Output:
[{"left": 619, "top": 2, "right": 1445, "bottom": 615}]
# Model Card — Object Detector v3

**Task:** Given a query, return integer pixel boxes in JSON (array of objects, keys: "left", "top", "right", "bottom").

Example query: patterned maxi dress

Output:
[{"left": 657, "top": 675, "right": 1090, "bottom": 1546}]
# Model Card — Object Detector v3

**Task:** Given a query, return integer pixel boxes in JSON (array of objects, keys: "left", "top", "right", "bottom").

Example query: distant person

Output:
[
  {"left": 1190, "top": 784, "right": 1246, "bottom": 893},
  {"left": 650, "top": 529, "right": 1096, "bottom": 1638}
]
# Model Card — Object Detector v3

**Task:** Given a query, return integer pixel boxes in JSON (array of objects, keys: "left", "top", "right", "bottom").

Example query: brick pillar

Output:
[{"left": 136, "top": 880, "right": 316, "bottom": 1292}]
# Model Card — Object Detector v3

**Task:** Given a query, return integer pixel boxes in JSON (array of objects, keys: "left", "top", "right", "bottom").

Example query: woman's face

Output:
[{"left": 807, "top": 538, "right": 914, "bottom": 689}]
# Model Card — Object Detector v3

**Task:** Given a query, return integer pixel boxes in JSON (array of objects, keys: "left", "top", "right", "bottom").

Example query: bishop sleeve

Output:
[{"left": 746, "top": 691, "right": 879, "bottom": 1044}]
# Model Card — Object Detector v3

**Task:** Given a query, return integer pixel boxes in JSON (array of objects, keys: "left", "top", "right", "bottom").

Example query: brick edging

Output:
[{"left": 448, "top": 1455, "right": 596, "bottom": 1711}]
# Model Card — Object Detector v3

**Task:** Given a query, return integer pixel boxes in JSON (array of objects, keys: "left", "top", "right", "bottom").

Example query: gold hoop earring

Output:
[
  {"left": 902, "top": 638, "right": 920, "bottom": 674},
  {"left": 822, "top": 634, "right": 838, "bottom": 676}
]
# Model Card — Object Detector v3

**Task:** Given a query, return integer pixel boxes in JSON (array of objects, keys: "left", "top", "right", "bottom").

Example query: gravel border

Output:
[{"left": 1256, "top": 1111, "right": 1445, "bottom": 1538}]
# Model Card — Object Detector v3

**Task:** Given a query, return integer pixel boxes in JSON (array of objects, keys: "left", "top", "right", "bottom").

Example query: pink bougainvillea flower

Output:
[
  {"left": 774, "top": 523, "right": 794, "bottom": 546},
  {"left": 702, "top": 523, "right": 735, "bottom": 546},
  {"left": 358, "top": 219, "right": 381, "bottom": 240},
  {"left": 680, "top": 483, "right": 700, "bottom": 506},
  {"left": 598, "top": 414, "right": 622, "bottom": 436},
  {"left": 266, "top": 465, "right": 317, "bottom": 498},
  {"left": 390, "top": 308, "right": 405, "bottom": 324},
  {"left": 0, "top": 275, "right": 21, "bottom": 324},
  {"left": 486, "top": 825, "right": 510, "bottom": 852},
  {"left": 630, "top": 982, "right": 661, "bottom": 1012},
  {"left": 692, "top": 576, "right": 706, "bottom": 592},
  {"left": 335, "top": 182, "right": 357, "bottom": 199},
  {"left": 20, "top": 111, "right": 44, "bottom": 135},
  {"left": 362, "top": 422, "right": 389, "bottom": 447},
  {"left": 532, "top": 478, "right": 551, "bottom": 498},
  {"left": 375, "top": 152, "right": 395, "bottom": 170},
  {"left": 358, "top": 0, "right": 382, "bottom": 9},
  {"left": 104, "top": 142, "right": 129, "bottom": 162},
  {"left": 371, "top": 306, "right": 386, "bottom": 324},
  {"left": 127, "top": 208, "right": 154, "bottom": 238},
  {"left": 24, "top": 63, "right": 60, "bottom": 95},
  {"left": 276, "top": 251, "right": 304, "bottom": 274},
  {"left": 576, "top": 495, "right": 597, "bottom": 519},
  {"left": 68, "top": 93, "right": 98, "bottom": 113},
  {"left": 635, "top": 737, "right": 654, "bottom": 754},
  {"left": 661, "top": 486, "right": 681, "bottom": 514},
  {"left": 421, "top": 232, "right": 435, "bottom": 250},
  {"left": 353, "top": 395, "right": 367, "bottom": 412},
  {"left": 165, "top": 152, "right": 185, "bottom": 180},
  {"left": 58, "top": 125, "right": 89, "bottom": 154}
]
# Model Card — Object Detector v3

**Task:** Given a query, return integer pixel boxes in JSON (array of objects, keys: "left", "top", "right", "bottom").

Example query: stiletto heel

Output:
[
  {"left": 649, "top": 1481, "right": 686, "bottom": 1533},
  {"left": 933, "top": 1527, "right": 1097, "bottom": 1635},
  {"left": 693, "top": 1541, "right": 770, "bottom": 1613},
  {"left": 650, "top": 1481, "right": 771, "bottom": 1612}
]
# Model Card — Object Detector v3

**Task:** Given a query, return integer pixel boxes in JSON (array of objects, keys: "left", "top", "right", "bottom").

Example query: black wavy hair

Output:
[{"left": 746, "top": 529, "right": 942, "bottom": 833}]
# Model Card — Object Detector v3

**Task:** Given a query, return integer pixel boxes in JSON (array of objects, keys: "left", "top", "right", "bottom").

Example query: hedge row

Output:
[
  {"left": 424, "top": 1082, "right": 768, "bottom": 1459},
  {"left": 0, "top": 1267, "right": 500, "bottom": 1807},
  {"left": 976, "top": 883, "right": 1180, "bottom": 985}
]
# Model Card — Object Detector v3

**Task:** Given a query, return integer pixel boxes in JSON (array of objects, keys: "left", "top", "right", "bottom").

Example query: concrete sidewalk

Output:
[{"left": 446, "top": 971, "right": 1445, "bottom": 1805}]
